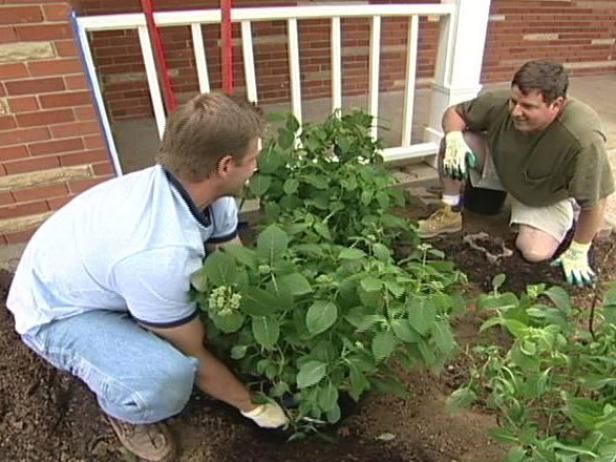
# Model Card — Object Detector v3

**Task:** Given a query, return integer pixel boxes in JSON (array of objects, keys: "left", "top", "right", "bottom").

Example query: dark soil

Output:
[{"left": 1, "top": 203, "right": 612, "bottom": 462}]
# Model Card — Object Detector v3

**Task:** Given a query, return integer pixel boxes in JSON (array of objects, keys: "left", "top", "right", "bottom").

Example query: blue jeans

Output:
[{"left": 21, "top": 310, "right": 199, "bottom": 424}]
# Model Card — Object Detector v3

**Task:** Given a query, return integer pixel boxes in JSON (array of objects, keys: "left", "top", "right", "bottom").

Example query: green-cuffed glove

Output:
[
  {"left": 241, "top": 402, "right": 289, "bottom": 429},
  {"left": 551, "top": 241, "right": 595, "bottom": 287},
  {"left": 442, "top": 131, "right": 478, "bottom": 180}
]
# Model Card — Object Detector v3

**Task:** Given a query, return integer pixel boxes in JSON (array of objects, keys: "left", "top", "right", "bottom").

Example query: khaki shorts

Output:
[{"left": 464, "top": 132, "right": 574, "bottom": 242}]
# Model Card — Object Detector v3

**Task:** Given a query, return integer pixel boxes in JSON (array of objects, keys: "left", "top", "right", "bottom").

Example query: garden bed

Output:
[{"left": 1, "top": 207, "right": 612, "bottom": 461}]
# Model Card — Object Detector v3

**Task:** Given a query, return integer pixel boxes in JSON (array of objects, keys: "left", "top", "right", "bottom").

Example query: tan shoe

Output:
[
  {"left": 107, "top": 416, "right": 177, "bottom": 462},
  {"left": 417, "top": 205, "right": 462, "bottom": 238}
]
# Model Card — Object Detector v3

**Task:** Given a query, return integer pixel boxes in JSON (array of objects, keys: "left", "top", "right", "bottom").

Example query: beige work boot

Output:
[
  {"left": 107, "top": 416, "right": 177, "bottom": 462},
  {"left": 417, "top": 205, "right": 462, "bottom": 238}
]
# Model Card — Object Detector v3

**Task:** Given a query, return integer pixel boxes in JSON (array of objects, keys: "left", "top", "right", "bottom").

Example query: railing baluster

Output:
[
  {"left": 402, "top": 15, "right": 419, "bottom": 147},
  {"left": 241, "top": 21, "right": 258, "bottom": 103},
  {"left": 331, "top": 16, "right": 342, "bottom": 114},
  {"left": 287, "top": 18, "right": 302, "bottom": 126},
  {"left": 191, "top": 23, "right": 210, "bottom": 93},
  {"left": 137, "top": 25, "right": 166, "bottom": 138},
  {"left": 368, "top": 15, "right": 381, "bottom": 140}
]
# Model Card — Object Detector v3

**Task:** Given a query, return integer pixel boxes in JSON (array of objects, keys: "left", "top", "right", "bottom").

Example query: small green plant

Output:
[
  {"left": 192, "top": 225, "right": 466, "bottom": 436},
  {"left": 245, "top": 111, "right": 414, "bottom": 249},
  {"left": 449, "top": 276, "right": 616, "bottom": 461}
]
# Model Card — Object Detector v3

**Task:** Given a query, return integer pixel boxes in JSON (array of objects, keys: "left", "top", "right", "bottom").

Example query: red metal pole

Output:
[
  {"left": 140, "top": 0, "right": 178, "bottom": 112},
  {"left": 221, "top": 0, "right": 233, "bottom": 94}
]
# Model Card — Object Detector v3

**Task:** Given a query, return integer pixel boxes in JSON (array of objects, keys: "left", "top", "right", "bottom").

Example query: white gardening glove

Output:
[
  {"left": 241, "top": 402, "right": 289, "bottom": 429},
  {"left": 551, "top": 241, "right": 595, "bottom": 287},
  {"left": 442, "top": 131, "right": 478, "bottom": 180}
]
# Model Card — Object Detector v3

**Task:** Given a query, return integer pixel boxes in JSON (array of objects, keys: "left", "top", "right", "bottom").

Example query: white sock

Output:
[{"left": 442, "top": 194, "right": 460, "bottom": 207}]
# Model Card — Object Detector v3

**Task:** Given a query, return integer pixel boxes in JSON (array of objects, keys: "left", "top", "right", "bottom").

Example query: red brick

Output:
[
  {"left": 65, "top": 75, "right": 87, "bottom": 90},
  {"left": 0, "top": 192, "right": 14, "bottom": 206},
  {"left": 68, "top": 177, "right": 108, "bottom": 194},
  {"left": 29, "top": 138, "right": 84, "bottom": 156},
  {"left": 0, "top": 200, "right": 49, "bottom": 220},
  {"left": 83, "top": 134, "right": 104, "bottom": 149},
  {"left": 48, "top": 194, "right": 74, "bottom": 210},
  {"left": 2, "top": 126, "right": 50, "bottom": 145},
  {"left": 16, "top": 109, "right": 74, "bottom": 127},
  {"left": 28, "top": 59, "right": 83, "bottom": 77},
  {"left": 50, "top": 121, "right": 101, "bottom": 139},
  {"left": 92, "top": 161, "right": 115, "bottom": 176},
  {"left": 5, "top": 228, "right": 37, "bottom": 245},
  {"left": 15, "top": 24, "right": 72, "bottom": 41},
  {"left": 54, "top": 39, "right": 78, "bottom": 57},
  {"left": 60, "top": 149, "right": 109, "bottom": 166},
  {"left": 4, "top": 155, "right": 59, "bottom": 174},
  {"left": 0, "top": 63, "right": 29, "bottom": 80},
  {"left": 0, "top": 6, "right": 43, "bottom": 26},
  {"left": 42, "top": 3, "right": 71, "bottom": 22},
  {"left": 13, "top": 184, "right": 68, "bottom": 203},
  {"left": 74, "top": 106, "right": 96, "bottom": 121},
  {"left": 39, "top": 91, "right": 92, "bottom": 109},
  {"left": 0, "top": 115, "right": 16, "bottom": 130},
  {"left": 0, "top": 26, "right": 17, "bottom": 44},
  {"left": 7, "top": 96, "right": 39, "bottom": 113},
  {"left": 0, "top": 145, "right": 28, "bottom": 161},
  {"left": 5, "top": 77, "right": 65, "bottom": 96}
]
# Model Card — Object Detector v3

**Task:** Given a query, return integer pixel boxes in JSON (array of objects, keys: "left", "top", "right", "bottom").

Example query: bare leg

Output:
[{"left": 516, "top": 225, "right": 560, "bottom": 262}]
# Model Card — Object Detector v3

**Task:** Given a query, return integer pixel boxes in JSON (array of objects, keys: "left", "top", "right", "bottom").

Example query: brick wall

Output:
[{"left": 0, "top": 1, "right": 114, "bottom": 245}]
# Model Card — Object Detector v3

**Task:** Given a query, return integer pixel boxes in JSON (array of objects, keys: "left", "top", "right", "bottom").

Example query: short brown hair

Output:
[
  {"left": 511, "top": 60, "right": 569, "bottom": 104},
  {"left": 157, "top": 92, "right": 265, "bottom": 182}
]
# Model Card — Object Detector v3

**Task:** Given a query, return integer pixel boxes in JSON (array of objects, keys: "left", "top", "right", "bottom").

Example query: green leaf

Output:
[
  {"left": 544, "top": 286, "right": 572, "bottom": 313},
  {"left": 372, "top": 243, "right": 391, "bottom": 262},
  {"left": 277, "top": 272, "right": 313, "bottom": 296},
  {"left": 446, "top": 388, "right": 477, "bottom": 414},
  {"left": 297, "top": 360, "right": 327, "bottom": 388},
  {"left": 190, "top": 269, "right": 208, "bottom": 292},
  {"left": 431, "top": 320, "right": 456, "bottom": 355},
  {"left": 239, "top": 287, "right": 281, "bottom": 316},
  {"left": 286, "top": 114, "right": 300, "bottom": 133},
  {"left": 492, "top": 273, "right": 506, "bottom": 291},
  {"left": 201, "top": 251, "right": 237, "bottom": 286},
  {"left": 306, "top": 300, "right": 338, "bottom": 335},
  {"left": 256, "top": 225, "right": 289, "bottom": 263},
  {"left": 326, "top": 403, "right": 341, "bottom": 424},
  {"left": 222, "top": 244, "right": 257, "bottom": 269},
  {"left": 278, "top": 128, "right": 295, "bottom": 149},
  {"left": 488, "top": 427, "right": 522, "bottom": 445},
  {"left": 565, "top": 397, "right": 604, "bottom": 431},
  {"left": 406, "top": 295, "right": 436, "bottom": 336},
  {"left": 504, "top": 447, "right": 527, "bottom": 462},
  {"left": 230, "top": 345, "right": 248, "bottom": 359},
  {"left": 211, "top": 311, "right": 244, "bottom": 333},
  {"left": 252, "top": 316, "right": 280, "bottom": 350},
  {"left": 338, "top": 248, "right": 367, "bottom": 260},
  {"left": 317, "top": 381, "right": 339, "bottom": 412},
  {"left": 361, "top": 277, "right": 383, "bottom": 292},
  {"left": 283, "top": 178, "right": 299, "bottom": 194},
  {"left": 303, "top": 174, "right": 329, "bottom": 189},
  {"left": 248, "top": 174, "right": 272, "bottom": 196},
  {"left": 372, "top": 330, "right": 396, "bottom": 361},
  {"left": 313, "top": 222, "right": 332, "bottom": 240},
  {"left": 384, "top": 281, "right": 405, "bottom": 298},
  {"left": 390, "top": 318, "right": 421, "bottom": 343},
  {"left": 348, "top": 363, "right": 370, "bottom": 400}
]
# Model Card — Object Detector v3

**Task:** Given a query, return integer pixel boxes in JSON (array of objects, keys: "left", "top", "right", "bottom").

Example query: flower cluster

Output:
[{"left": 208, "top": 286, "right": 242, "bottom": 317}]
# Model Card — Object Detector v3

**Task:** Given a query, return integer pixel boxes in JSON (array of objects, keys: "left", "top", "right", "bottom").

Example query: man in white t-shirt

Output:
[{"left": 7, "top": 92, "right": 287, "bottom": 462}]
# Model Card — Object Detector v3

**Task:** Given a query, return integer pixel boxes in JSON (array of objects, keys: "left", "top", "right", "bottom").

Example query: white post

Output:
[{"left": 425, "top": 0, "right": 492, "bottom": 145}]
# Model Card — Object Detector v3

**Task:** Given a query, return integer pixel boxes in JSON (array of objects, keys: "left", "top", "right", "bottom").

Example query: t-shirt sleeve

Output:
[
  {"left": 208, "top": 196, "right": 239, "bottom": 243},
  {"left": 455, "top": 90, "right": 510, "bottom": 132},
  {"left": 568, "top": 134, "right": 615, "bottom": 208},
  {"left": 111, "top": 247, "right": 201, "bottom": 327}
]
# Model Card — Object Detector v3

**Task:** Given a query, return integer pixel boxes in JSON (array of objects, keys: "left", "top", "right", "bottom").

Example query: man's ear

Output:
[
  {"left": 550, "top": 96, "right": 565, "bottom": 112},
  {"left": 216, "top": 155, "right": 234, "bottom": 177}
]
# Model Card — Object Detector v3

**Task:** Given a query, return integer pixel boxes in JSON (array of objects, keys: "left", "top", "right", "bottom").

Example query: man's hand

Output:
[
  {"left": 442, "top": 131, "right": 478, "bottom": 180},
  {"left": 552, "top": 241, "right": 595, "bottom": 287},
  {"left": 241, "top": 402, "right": 289, "bottom": 429}
]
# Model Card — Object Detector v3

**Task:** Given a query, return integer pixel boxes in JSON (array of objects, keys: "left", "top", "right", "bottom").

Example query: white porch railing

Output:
[{"left": 75, "top": 1, "right": 492, "bottom": 174}]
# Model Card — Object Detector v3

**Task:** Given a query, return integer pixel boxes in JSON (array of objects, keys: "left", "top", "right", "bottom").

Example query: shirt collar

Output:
[{"left": 162, "top": 167, "right": 211, "bottom": 227}]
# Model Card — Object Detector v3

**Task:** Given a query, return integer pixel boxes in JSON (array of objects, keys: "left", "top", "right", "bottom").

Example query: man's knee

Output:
[{"left": 516, "top": 233, "right": 557, "bottom": 262}]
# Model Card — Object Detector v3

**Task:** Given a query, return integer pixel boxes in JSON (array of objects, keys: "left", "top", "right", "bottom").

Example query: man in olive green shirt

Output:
[{"left": 418, "top": 60, "right": 614, "bottom": 286}]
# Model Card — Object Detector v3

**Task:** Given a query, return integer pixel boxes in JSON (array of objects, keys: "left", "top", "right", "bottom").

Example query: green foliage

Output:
[
  {"left": 193, "top": 224, "right": 465, "bottom": 433},
  {"left": 245, "top": 111, "right": 415, "bottom": 249},
  {"left": 450, "top": 280, "right": 616, "bottom": 461}
]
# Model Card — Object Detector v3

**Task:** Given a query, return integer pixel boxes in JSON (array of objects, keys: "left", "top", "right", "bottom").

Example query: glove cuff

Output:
[
  {"left": 241, "top": 404, "right": 265, "bottom": 418},
  {"left": 569, "top": 241, "right": 591, "bottom": 253},
  {"left": 445, "top": 131, "right": 464, "bottom": 143}
]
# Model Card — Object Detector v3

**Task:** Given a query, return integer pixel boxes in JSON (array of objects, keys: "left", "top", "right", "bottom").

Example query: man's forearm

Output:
[
  {"left": 441, "top": 106, "right": 468, "bottom": 133},
  {"left": 574, "top": 199, "right": 606, "bottom": 244}
]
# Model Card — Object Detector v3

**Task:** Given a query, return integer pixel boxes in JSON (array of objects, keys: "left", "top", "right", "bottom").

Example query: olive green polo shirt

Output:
[{"left": 456, "top": 90, "right": 614, "bottom": 208}]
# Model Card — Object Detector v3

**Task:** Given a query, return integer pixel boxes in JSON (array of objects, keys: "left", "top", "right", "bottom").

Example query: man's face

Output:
[
  {"left": 226, "top": 137, "right": 261, "bottom": 195},
  {"left": 509, "top": 85, "right": 563, "bottom": 133}
]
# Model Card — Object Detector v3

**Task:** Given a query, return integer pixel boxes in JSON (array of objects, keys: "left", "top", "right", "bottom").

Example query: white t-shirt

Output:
[{"left": 7, "top": 165, "right": 238, "bottom": 335}]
